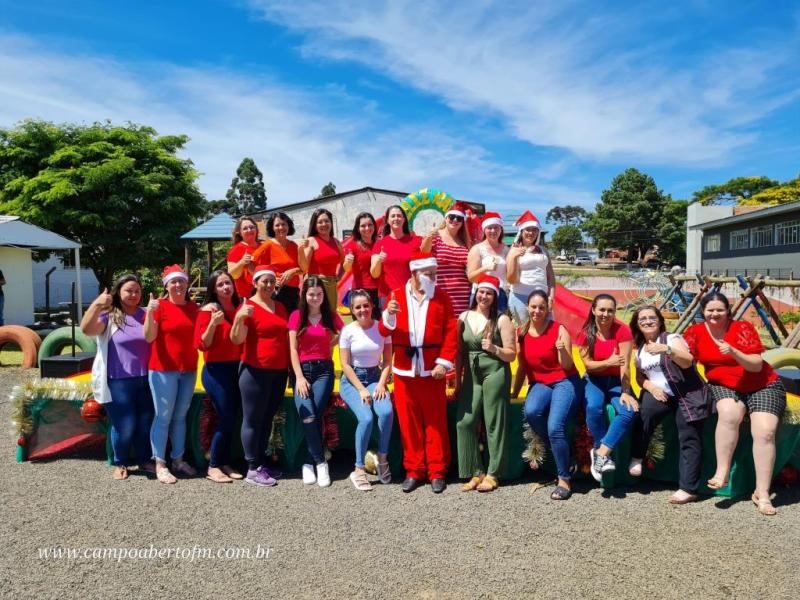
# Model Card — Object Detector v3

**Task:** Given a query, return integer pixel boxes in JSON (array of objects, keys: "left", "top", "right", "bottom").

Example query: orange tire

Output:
[{"left": 0, "top": 325, "right": 43, "bottom": 368}]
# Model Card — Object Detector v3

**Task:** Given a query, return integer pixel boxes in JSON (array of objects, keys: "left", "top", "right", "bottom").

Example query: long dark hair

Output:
[
  {"left": 700, "top": 291, "right": 732, "bottom": 320},
  {"left": 581, "top": 293, "right": 617, "bottom": 358},
  {"left": 308, "top": 208, "right": 334, "bottom": 238},
  {"left": 518, "top": 289, "right": 549, "bottom": 339},
  {"left": 469, "top": 284, "right": 499, "bottom": 339},
  {"left": 205, "top": 270, "right": 241, "bottom": 320},
  {"left": 266, "top": 211, "right": 295, "bottom": 237},
  {"left": 109, "top": 274, "right": 142, "bottom": 329},
  {"left": 351, "top": 212, "right": 377, "bottom": 246},
  {"left": 629, "top": 305, "right": 665, "bottom": 349},
  {"left": 381, "top": 204, "right": 410, "bottom": 237},
  {"left": 297, "top": 276, "right": 340, "bottom": 337}
]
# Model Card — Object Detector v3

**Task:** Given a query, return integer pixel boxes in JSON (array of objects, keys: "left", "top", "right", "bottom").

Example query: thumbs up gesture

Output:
[
  {"left": 236, "top": 302, "right": 254, "bottom": 321},
  {"left": 299, "top": 237, "right": 310, "bottom": 249},
  {"left": 94, "top": 288, "right": 113, "bottom": 312},
  {"left": 555, "top": 336, "right": 566, "bottom": 351},
  {"left": 711, "top": 335, "right": 733, "bottom": 355},
  {"left": 377, "top": 249, "right": 387, "bottom": 263},
  {"left": 146, "top": 293, "right": 160, "bottom": 313},
  {"left": 344, "top": 251, "right": 355, "bottom": 266},
  {"left": 607, "top": 348, "right": 625, "bottom": 368},
  {"left": 243, "top": 252, "right": 253, "bottom": 265},
  {"left": 481, "top": 329, "right": 495, "bottom": 353},
  {"left": 386, "top": 291, "right": 400, "bottom": 315}
]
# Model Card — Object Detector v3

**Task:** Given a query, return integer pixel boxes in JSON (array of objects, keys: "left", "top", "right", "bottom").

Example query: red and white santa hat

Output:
[
  {"left": 514, "top": 210, "right": 541, "bottom": 230},
  {"left": 481, "top": 211, "right": 503, "bottom": 230},
  {"left": 446, "top": 201, "right": 471, "bottom": 219},
  {"left": 409, "top": 251, "right": 437, "bottom": 271},
  {"left": 253, "top": 266, "right": 276, "bottom": 282},
  {"left": 476, "top": 274, "right": 500, "bottom": 295},
  {"left": 162, "top": 264, "right": 188, "bottom": 285}
]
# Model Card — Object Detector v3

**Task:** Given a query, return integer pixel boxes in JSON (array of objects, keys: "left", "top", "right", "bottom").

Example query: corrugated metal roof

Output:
[
  {"left": 180, "top": 212, "right": 237, "bottom": 240},
  {"left": 0, "top": 216, "right": 80, "bottom": 249},
  {"left": 689, "top": 200, "right": 800, "bottom": 230}
]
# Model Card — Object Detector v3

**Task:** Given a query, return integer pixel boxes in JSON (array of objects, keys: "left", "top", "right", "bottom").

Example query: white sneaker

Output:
[
  {"left": 316, "top": 462, "right": 331, "bottom": 487},
  {"left": 302, "top": 463, "right": 316, "bottom": 485}
]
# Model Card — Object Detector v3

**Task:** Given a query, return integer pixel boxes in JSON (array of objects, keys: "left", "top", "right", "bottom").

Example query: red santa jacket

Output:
[{"left": 378, "top": 282, "right": 458, "bottom": 377}]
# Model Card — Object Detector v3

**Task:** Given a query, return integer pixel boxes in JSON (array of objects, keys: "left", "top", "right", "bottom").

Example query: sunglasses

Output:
[{"left": 446, "top": 215, "right": 464, "bottom": 222}]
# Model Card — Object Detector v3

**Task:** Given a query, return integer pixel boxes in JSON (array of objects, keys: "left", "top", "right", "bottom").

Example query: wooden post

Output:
[
  {"left": 207, "top": 240, "right": 213, "bottom": 281},
  {"left": 184, "top": 242, "right": 191, "bottom": 275}
]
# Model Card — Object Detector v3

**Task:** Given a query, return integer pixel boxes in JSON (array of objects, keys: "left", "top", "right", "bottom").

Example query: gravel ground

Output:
[{"left": 1, "top": 367, "right": 799, "bottom": 599}]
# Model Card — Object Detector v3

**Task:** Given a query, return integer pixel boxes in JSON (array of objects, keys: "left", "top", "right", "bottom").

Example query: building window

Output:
[
  {"left": 729, "top": 229, "right": 749, "bottom": 250},
  {"left": 750, "top": 224, "right": 774, "bottom": 249},
  {"left": 777, "top": 219, "right": 800, "bottom": 246},
  {"left": 705, "top": 234, "right": 720, "bottom": 252}
]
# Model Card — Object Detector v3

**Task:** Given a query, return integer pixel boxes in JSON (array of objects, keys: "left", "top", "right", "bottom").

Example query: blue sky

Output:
[{"left": 1, "top": 0, "right": 798, "bottom": 221}]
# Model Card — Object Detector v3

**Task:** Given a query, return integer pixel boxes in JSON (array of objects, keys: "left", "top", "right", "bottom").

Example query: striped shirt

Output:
[{"left": 431, "top": 235, "right": 471, "bottom": 315}]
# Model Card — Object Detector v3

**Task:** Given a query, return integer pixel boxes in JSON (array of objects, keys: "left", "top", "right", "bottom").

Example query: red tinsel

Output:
[
  {"left": 572, "top": 408, "right": 594, "bottom": 475},
  {"left": 322, "top": 403, "right": 339, "bottom": 449},
  {"left": 198, "top": 395, "right": 217, "bottom": 455}
]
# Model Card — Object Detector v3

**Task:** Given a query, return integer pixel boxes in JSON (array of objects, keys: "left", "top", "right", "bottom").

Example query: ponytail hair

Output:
[{"left": 581, "top": 293, "right": 617, "bottom": 358}]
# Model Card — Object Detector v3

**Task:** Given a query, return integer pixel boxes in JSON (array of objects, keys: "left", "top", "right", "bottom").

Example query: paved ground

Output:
[{"left": 1, "top": 367, "right": 798, "bottom": 599}]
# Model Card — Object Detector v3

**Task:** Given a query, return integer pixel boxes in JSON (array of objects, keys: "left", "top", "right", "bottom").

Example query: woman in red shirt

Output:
[
  {"left": 227, "top": 217, "right": 260, "bottom": 299},
  {"left": 421, "top": 201, "right": 473, "bottom": 315},
  {"left": 194, "top": 271, "right": 242, "bottom": 483},
  {"left": 684, "top": 292, "right": 786, "bottom": 515},
  {"left": 576, "top": 293, "right": 637, "bottom": 483},
  {"left": 253, "top": 212, "right": 302, "bottom": 315},
  {"left": 144, "top": 265, "right": 200, "bottom": 484},
  {"left": 343, "top": 212, "right": 380, "bottom": 319},
  {"left": 230, "top": 267, "right": 290, "bottom": 488},
  {"left": 370, "top": 205, "right": 421, "bottom": 303},
  {"left": 512, "top": 290, "right": 582, "bottom": 500},
  {"left": 298, "top": 208, "right": 344, "bottom": 312}
]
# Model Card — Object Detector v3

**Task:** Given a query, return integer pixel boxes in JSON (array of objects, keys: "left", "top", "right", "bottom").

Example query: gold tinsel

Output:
[
  {"left": 364, "top": 449, "right": 378, "bottom": 475},
  {"left": 10, "top": 378, "right": 93, "bottom": 436},
  {"left": 521, "top": 414, "right": 547, "bottom": 467},
  {"left": 266, "top": 406, "right": 286, "bottom": 453},
  {"left": 645, "top": 423, "right": 666, "bottom": 462}
]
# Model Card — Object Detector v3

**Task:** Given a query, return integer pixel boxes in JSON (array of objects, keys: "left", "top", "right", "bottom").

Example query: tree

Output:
[
  {"left": 582, "top": 168, "right": 670, "bottom": 261},
  {"left": 318, "top": 182, "right": 336, "bottom": 198},
  {"left": 744, "top": 175, "right": 800, "bottom": 205},
  {"left": 0, "top": 119, "right": 206, "bottom": 287},
  {"left": 654, "top": 199, "right": 688, "bottom": 266},
  {"left": 550, "top": 225, "right": 583, "bottom": 255},
  {"left": 224, "top": 157, "right": 267, "bottom": 216},
  {"left": 691, "top": 176, "right": 778, "bottom": 205},
  {"left": 546, "top": 205, "right": 588, "bottom": 226}
]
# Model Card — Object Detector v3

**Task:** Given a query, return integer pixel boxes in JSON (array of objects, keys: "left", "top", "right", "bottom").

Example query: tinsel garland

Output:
[
  {"left": 322, "top": 403, "right": 340, "bottom": 450},
  {"left": 266, "top": 407, "right": 286, "bottom": 455},
  {"left": 10, "top": 378, "right": 93, "bottom": 436},
  {"left": 646, "top": 423, "right": 665, "bottom": 463},
  {"left": 198, "top": 395, "right": 217, "bottom": 454},
  {"left": 521, "top": 416, "right": 546, "bottom": 467}
]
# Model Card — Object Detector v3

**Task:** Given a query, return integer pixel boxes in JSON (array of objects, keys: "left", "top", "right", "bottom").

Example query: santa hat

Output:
[
  {"left": 446, "top": 201, "right": 471, "bottom": 219},
  {"left": 476, "top": 274, "right": 500, "bottom": 295},
  {"left": 161, "top": 264, "right": 188, "bottom": 285},
  {"left": 253, "top": 267, "right": 276, "bottom": 282},
  {"left": 514, "top": 210, "right": 541, "bottom": 230},
  {"left": 481, "top": 212, "right": 503, "bottom": 230},
  {"left": 409, "top": 251, "right": 437, "bottom": 271}
]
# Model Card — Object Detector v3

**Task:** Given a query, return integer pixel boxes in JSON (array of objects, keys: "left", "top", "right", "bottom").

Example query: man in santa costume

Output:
[{"left": 380, "top": 251, "right": 458, "bottom": 493}]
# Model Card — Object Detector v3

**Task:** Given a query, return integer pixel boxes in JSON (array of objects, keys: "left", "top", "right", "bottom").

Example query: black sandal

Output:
[{"left": 550, "top": 485, "right": 572, "bottom": 501}]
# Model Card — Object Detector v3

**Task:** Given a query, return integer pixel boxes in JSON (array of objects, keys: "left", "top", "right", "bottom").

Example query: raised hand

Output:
[
  {"left": 555, "top": 336, "right": 566, "bottom": 351},
  {"left": 146, "top": 293, "right": 160, "bottom": 313},
  {"left": 236, "top": 302, "right": 254, "bottom": 321},
  {"left": 386, "top": 290, "right": 400, "bottom": 315},
  {"left": 711, "top": 335, "right": 733, "bottom": 355},
  {"left": 377, "top": 250, "right": 387, "bottom": 263},
  {"left": 299, "top": 238, "right": 311, "bottom": 249},
  {"left": 344, "top": 252, "right": 355, "bottom": 267},
  {"left": 644, "top": 342, "right": 668, "bottom": 355},
  {"left": 94, "top": 288, "right": 113, "bottom": 312},
  {"left": 481, "top": 329, "right": 495, "bottom": 353},
  {"left": 209, "top": 306, "right": 225, "bottom": 326},
  {"left": 243, "top": 252, "right": 253, "bottom": 265}
]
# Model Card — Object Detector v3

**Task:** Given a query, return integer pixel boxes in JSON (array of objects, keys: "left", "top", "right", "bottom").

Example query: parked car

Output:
[{"left": 574, "top": 252, "right": 594, "bottom": 266}]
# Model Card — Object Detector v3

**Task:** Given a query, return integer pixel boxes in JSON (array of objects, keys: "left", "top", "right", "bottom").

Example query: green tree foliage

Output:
[
  {"left": 550, "top": 225, "right": 583, "bottom": 254},
  {"left": 318, "top": 182, "right": 336, "bottom": 198},
  {"left": 0, "top": 120, "right": 205, "bottom": 287},
  {"left": 546, "top": 205, "right": 587, "bottom": 226},
  {"left": 654, "top": 199, "right": 688, "bottom": 266},
  {"left": 744, "top": 175, "right": 800, "bottom": 205},
  {"left": 224, "top": 157, "right": 267, "bottom": 216},
  {"left": 691, "top": 176, "right": 779, "bottom": 205},
  {"left": 582, "top": 168, "right": 670, "bottom": 261}
]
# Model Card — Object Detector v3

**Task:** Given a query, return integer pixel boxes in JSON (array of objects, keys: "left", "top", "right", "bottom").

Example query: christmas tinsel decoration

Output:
[
  {"left": 521, "top": 406, "right": 546, "bottom": 467},
  {"left": 645, "top": 423, "right": 665, "bottom": 462},
  {"left": 11, "top": 378, "right": 93, "bottom": 436},
  {"left": 266, "top": 406, "right": 286, "bottom": 455}
]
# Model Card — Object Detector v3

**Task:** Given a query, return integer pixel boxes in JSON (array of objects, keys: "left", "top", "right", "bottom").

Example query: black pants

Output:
[
  {"left": 239, "top": 364, "right": 288, "bottom": 470},
  {"left": 631, "top": 391, "right": 704, "bottom": 494}
]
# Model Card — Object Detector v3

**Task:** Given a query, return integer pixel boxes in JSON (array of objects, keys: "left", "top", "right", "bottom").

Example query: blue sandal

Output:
[{"left": 550, "top": 485, "right": 572, "bottom": 501}]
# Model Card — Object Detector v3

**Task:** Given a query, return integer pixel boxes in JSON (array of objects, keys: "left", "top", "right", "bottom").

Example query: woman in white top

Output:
[
  {"left": 338, "top": 289, "right": 394, "bottom": 491},
  {"left": 628, "top": 305, "right": 709, "bottom": 505},
  {"left": 506, "top": 210, "right": 556, "bottom": 327},
  {"left": 466, "top": 211, "right": 509, "bottom": 313}
]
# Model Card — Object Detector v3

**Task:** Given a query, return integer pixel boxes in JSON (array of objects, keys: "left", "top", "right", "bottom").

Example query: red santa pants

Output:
[{"left": 393, "top": 374, "right": 450, "bottom": 480}]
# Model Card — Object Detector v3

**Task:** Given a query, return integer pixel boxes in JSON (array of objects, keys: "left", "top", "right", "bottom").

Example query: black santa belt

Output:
[{"left": 397, "top": 344, "right": 439, "bottom": 360}]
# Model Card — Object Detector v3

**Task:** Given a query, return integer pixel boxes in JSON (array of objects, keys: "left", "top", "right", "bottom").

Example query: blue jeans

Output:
[
  {"left": 106, "top": 376, "right": 154, "bottom": 466},
  {"left": 294, "top": 359, "right": 335, "bottom": 465},
  {"left": 508, "top": 290, "right": 531, "bottom": 327},
  {"left": 584, "top": 374, "right": 635, "bottom": 451},
  {"left": 201, "top": 361, "right": 241, "bottom": 468},
  {"left": 524, "top": 374, "right": 582, "bottom": 480},
  {"left": 148, "top": 370, "right": 197, "bottom": 461},
  {"left": 339, "top": 366, "right": 394, "bottom": 469}
]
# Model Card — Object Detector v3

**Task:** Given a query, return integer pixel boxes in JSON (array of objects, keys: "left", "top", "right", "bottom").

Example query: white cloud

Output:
[
  {"left": 0, "top": 31, "right": 595, "bottom": 217},
  {"left": 247, "top": 0, "right": 799, "bottom": 164}
]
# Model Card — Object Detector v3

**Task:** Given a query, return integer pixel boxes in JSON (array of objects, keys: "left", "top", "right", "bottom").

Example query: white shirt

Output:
[
  {"left": 638, "top": 333, "right": 685, "bottom": 395},
  {"left": 339, "top": 321, "right": 390, "bottom": 368},
  {"left": 512, "top": 248, "right": 549, "bottom": 295}
]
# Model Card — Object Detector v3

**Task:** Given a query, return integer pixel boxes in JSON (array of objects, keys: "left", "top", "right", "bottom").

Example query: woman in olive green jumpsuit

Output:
[{"left": 455, "top": 275, "right": 516, "bottom": 492}]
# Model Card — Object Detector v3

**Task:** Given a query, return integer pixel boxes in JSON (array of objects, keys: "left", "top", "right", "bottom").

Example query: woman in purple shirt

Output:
[{"left": 81, "top": 275, "right": 154, "bottom": 480}]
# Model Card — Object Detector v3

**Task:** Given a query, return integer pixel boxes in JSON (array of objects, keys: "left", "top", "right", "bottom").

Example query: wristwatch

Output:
[{"left": 665, "top": 345, "right": 673, "bottom": 357}]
